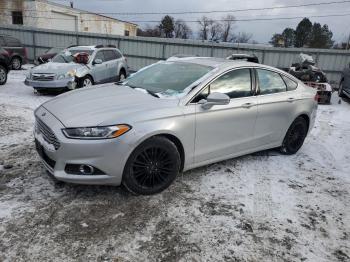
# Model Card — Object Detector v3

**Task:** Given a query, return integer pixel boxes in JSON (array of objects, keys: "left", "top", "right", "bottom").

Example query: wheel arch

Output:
[
  {"left": 296, "top": 113, "right": 310, "bottom": 132},
  {"left": 130, "top": 131, "right": 186, "bottom": 172}
]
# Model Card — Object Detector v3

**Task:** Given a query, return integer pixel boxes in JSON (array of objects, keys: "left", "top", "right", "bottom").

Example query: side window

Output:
[
  {"left": 103, "top": 50, "right": 118, "bottom": 61},
  {"left": 192, "top": 87, "right": 209, "bottom": 103},
  {"left": 282, "top": 75, "right": 298, "bottom": 91},
  {"left": 115, "top": 50, "right": 122, "bottom": 59},
  {"left": 94, "top": 51, "right": 105, "bottom": 62},
  {"left": 210, "top": 69, "right": 252, "bottom": 99},
  {"left": 257, "top": 69, "right": 287, "bottom": 95}
]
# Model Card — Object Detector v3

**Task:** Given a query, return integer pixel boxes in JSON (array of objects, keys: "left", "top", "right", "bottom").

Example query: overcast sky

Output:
[{"left": 51, "top": 0, "right": 350, "bottom": 43}]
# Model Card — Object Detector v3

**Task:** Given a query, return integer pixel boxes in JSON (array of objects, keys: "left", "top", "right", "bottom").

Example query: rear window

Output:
[{"left": 257, "top": 69, "right": 287, "bottom": 95}]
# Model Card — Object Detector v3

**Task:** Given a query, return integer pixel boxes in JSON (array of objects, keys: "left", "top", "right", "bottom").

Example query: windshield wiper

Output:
[
  {"left": 126, "top": 84, "right": 159, "bottom": 98},
  {"left": 145, "top": 89, "right": 159, "bottom": 98}
]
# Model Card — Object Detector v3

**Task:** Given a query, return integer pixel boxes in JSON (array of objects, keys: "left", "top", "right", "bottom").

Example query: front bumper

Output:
[
  {"left": 25, "top": 77, "right": 76, "bottom": 90},
  {"left": 34, "top": 107, "right": 134, "bottom": 186}
]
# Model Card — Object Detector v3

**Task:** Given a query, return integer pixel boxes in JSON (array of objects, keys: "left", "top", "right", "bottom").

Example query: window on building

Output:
[
  {"left": 124, "top": 30, "right": 130, "bottom": 36},
  {"left": 12, "top": 11, "right": 23, "bottom": 25}
]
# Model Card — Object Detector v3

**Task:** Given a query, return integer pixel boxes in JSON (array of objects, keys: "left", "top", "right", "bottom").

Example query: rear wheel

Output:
[
  {"left": 122, "top": 136, "right": 180, "bottom": 195},
  {"left": 280, "top": 117, "right": 308, "bottom": 155},
  {"left": 11, "top": 57, "right": 22, "bottom": 70},
  {"left": 339, "top": 81, "right": 345, "bottom": 98},
  {"left": 0, "top": 65, "right": 7, "bottom": 85}
]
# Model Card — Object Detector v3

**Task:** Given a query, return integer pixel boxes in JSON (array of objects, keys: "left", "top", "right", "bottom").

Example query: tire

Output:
[
  {"left": 280, "top": 117, "right": 308, "bottom": 155},
  {"left": 118, "top": 70, "right": 126, "bottom": 81},
  {"left": 339, "top": 81, "right": 345, "bottom": 98},
  {"left": 11, "top": 57, "right": 22, "bottom": 70},
  {"left": 78, "top": 75, "right": 93, "bottom": 88},
  {"left": 0, "top": 65, "right": 8, "bottom": 85},
  {"left": 122, "top": 136, "right": 181, "bottom": 195}
]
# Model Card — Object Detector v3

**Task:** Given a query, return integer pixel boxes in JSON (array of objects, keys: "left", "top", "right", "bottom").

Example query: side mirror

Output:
[
  {"left": 199, "top": 92, "right": 230, "bottom": 109},
  {"left": 93, "top": 58, "right": 103, "bottom": 65}
]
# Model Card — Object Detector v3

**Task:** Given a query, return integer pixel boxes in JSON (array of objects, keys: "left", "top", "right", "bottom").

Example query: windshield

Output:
[
  {"left": 52, "top": 49, "right": 93, "bottom": 63},
  {"left": 124, "top": 62, "right": 213, "bottom": 97},
  {"left": 46, "top": 47, "right": 62, "bottom": 54}
]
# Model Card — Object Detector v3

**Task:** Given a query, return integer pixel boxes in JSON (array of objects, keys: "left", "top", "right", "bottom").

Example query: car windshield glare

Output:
[
  {"left": 124, "top": 62, "right": 213, "bottom": 97},
  {"left": 52, "top": 49, "right": 93, "bottom": 63}
]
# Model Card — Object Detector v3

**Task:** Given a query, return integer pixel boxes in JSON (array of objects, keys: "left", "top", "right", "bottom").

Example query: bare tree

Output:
[
  {"left": 233, "top": 32, "right": 253, "bottom": 43},
  {"left": 174, "top": 19, "right": 192, "bottom": 39},
  {"left": 220, "top": 15, "right": 235, "bottom": 42},
  {"left": 197, "top": 16, "right": 212, "bottom": 40},
  {"left": 209, "top": 21, "right": 223, "bottom": 41}
]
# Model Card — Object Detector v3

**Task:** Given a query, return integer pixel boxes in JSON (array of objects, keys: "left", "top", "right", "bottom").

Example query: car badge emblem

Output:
[{"left": 42, "top": 112, "right": 46, "bottom": 117}]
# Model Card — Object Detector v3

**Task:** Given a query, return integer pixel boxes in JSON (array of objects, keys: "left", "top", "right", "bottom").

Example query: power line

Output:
[
  {"left": 1, "top": 12, "right": 350, "bottom": 22},
  {"left": 0, "top": 0, "right": 350, "bottom": 15}
]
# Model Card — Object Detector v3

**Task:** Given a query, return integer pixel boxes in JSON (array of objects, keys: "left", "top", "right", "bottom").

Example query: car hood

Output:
[
  {"left": 31, "top": 62, "right": 85, "bottom": 75},
  {"left": 42, "top": 84, "right": 180, "bottom": 127}
]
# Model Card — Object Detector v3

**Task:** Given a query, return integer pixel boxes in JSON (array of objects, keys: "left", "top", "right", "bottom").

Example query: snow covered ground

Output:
[{"left": 0, "top": 69, "right": 349, "bottom": 262}]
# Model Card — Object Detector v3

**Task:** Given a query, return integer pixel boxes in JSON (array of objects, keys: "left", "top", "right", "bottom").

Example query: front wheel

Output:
[
  {"left": 280, "top": 117, "right": 308, "bottom": 155},
  {"left": 78, "top": 75, "right": 93, "bottom": 88},
  {"left": 122, "top": 137, "right": 180, "bottom": 195},
  {"left": 0, "top": 65, "right": 8, "bottom": 85}
]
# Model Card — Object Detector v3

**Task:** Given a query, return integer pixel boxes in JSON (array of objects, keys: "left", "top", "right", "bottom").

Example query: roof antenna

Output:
[{"left": 70, "top": 1, "right": 74, "bottom": 8}]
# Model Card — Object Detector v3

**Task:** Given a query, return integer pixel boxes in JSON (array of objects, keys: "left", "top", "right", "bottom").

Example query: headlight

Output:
[
  {"left": 57, "top": 69, "right": 77, "bottom": 80},
  {"left": 62, "top": 124, "right": 131, "bottom": 139}
]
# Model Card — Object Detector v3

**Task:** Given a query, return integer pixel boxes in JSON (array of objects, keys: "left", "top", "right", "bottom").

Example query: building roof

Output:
[{"left": 38, "top": 0, "right": 138, "bottom": 26}]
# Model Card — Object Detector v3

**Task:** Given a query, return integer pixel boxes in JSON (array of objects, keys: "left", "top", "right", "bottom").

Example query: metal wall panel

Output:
[{"left": 1, "top": 25, "right": 349, "bottom": 83}]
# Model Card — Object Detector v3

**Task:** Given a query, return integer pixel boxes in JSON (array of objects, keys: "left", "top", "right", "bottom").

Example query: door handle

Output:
[
  {"left": 241, "top": 102, "right": 255, "bottom": 108},
  {"left": 286, "top": 97, "right": 295, "bottom": 102}
]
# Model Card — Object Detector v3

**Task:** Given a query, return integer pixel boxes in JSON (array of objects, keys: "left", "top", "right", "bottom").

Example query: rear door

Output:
[
  {"left": 103, "top": 50, "right": 119, "bottom": 82},
  {"left": 254, "top": 68, "right": 298, "bottom": 147},
  {"left": 193, "top": 68, "right": 258, "bottom": 163},
  {"left": 91, "top": 50, "right": 107, "bottom": 84}
]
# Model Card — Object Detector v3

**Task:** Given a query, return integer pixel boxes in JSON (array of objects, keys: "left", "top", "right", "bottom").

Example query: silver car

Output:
[
  {"left": 25, "top": 45, "right": 128, "bottom": 93},
  {"left": 34, "top": 58, "right": 318, "bottom": 195}
]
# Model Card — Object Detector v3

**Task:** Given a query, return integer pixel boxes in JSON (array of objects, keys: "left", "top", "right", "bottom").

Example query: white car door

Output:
[
  {"left": 91, "top": 50, "right": 107, "bottom": 84},
  {"left": 193, "top": 68, "right": 258, "bottom": 164}
]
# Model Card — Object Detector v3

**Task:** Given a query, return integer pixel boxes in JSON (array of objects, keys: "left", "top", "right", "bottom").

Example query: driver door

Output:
[{"left": 193, "top": 68, "right": 258, "bottom": 164}]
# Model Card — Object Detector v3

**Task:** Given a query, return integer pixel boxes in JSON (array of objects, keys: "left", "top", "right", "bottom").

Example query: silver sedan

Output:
[{"left": 34, "top": 58, "right": 318, "bottom": 195}]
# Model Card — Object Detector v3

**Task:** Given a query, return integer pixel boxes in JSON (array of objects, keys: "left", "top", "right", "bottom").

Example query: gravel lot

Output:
[{"left": 0, "top": 69, "right": 349, "bottom": 262}]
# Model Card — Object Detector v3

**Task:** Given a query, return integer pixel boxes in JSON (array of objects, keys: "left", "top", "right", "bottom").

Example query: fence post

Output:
[
  {"left": 32, "top": 30, "right": 36, "bottom": 60},
  {"left": 76, "top": 34, "right": 80, "bottom": 45},
  {"left": 261, "top": 49, "right": 266, "bottom": 64},
  {"left": 162, "top": 43, "right": 166, "bottom": 59}
]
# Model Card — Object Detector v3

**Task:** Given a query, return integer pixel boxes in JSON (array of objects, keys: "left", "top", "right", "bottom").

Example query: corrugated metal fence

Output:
[{"left": 1, "top": 24, "right": 349, "bottom": 84}]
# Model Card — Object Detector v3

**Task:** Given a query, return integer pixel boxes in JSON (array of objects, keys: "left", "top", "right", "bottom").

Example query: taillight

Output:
[{"left": 314, "top": 93, "right": 319, "bottom": 102}]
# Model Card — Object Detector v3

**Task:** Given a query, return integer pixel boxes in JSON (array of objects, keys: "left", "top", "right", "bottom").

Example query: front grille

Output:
[
  {"left": 32, "top": 73, "right": 56, "bottom": 81},
  {"left": 35, "top": 117, "right": 61, "bottom": 150},
  {"left": 35, "top": 139, "right": 56, "bottom": 168}
]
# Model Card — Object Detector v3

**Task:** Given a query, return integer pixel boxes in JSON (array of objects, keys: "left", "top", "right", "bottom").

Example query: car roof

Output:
[
  {"left": 170, "top": 57, "right": 259, "bottom": 69},
  {"left": 68, "top": 46, "right": 118, "bottom": 51}
]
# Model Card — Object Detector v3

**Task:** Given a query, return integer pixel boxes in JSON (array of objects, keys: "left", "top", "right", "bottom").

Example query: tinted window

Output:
[
  {"left": 103, "top": 50, "right": 117, "bottom": 61},
  {"left": 257, "top": 69, "right": 286, "bottom": 95},
  {"left": 5, "top": 36, "right": 21, "bottom": 47},
  {"left": 94, "top": 51, "right": 105, "bottom": 62},
  {"left": 210, "top": 69, "right": 252, "bottom": 99},
  {"left": 115, "top": 50, "right": 122, "bottom": 59},
  {"left": 282, "top": 75, "right": 298, "bottom": 91}
]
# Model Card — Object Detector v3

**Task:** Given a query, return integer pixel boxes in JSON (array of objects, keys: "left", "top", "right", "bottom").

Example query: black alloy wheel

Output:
[
  {"left": 123, "top": 136, "right": 180, "bottom": 195},
  {"left": 280, "top": 117, "right": 308, "bottom": 155}
]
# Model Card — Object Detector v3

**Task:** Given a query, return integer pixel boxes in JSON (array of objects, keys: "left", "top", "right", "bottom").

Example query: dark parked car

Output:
[
  {"left": 34, "top": 47, "right": 63, "bottom": 65},
  {"left": 0, "top": 47, "right": 11, "bottom": 85},
  {"left": 0, "top": 35, "right": 27, "bottom": 70},
  {"left": 226, "top": 54, "right": 259, "bottom": 63},
  {"left": 339, "top": 63, "right": 350, "bottom": 99}
]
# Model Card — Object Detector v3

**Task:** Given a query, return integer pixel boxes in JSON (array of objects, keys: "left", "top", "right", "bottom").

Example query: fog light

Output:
[{"left": 79, "top": 165, "right": 94, "bottom": 175}]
